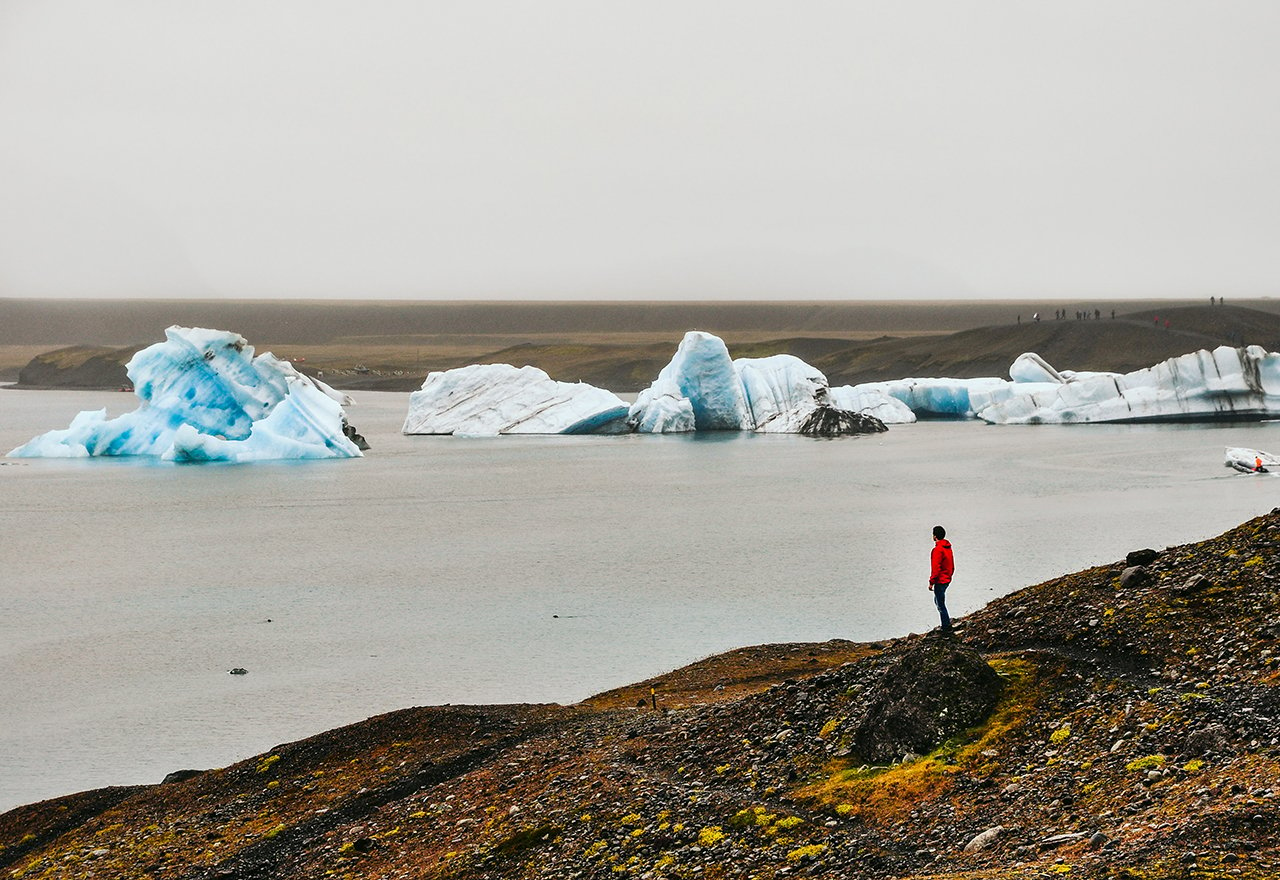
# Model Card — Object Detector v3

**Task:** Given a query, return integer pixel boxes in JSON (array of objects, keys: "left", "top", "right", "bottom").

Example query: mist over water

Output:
[{"left": 1, "top": 389, "right": 1276, "bottom": 810}]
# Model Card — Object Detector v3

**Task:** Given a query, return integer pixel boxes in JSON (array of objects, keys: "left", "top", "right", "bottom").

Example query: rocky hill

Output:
[{"left": 2, "top": 510, "right": 1278, "bottom": 879}]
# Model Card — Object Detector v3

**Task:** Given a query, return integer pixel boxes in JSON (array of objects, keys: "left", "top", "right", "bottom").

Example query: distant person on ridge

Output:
[{"left": 929, "top": 525, "right": 954, "bottom": 635}]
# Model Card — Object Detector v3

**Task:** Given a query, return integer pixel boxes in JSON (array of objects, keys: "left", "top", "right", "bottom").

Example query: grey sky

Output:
[{"left": 1, "top": 1, "right": 1278, "bottom": 300}]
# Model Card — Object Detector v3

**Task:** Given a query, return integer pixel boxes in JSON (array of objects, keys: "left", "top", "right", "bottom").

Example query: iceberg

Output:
[
  {"left": 734, "top": 354, "right": 830, "bottom": 433},
  {"left": 846, "top": 376, "right": 1010, "bottom": 418},
  {"left": 628, "top": 381, "right": 696, "bottom": 434},
  {"left": 630, "top": 331, "right": 753, "bottom": 432},
  {"left": 627, "top": 333, "right": 890, "bottom": 435},
  {"left": 8, "top": 326, "right": 363, "bottom": 462},
  {"left": 1008, "top": 352, "right": 1065, "bottom": 384},
  {"left": 1225, "top": 447, "right": 1276, "bottom": 474},
  {"left": 402, "top": 364, "right": 630, "bottom": 435},
  {"left": 735, "top": 355, "right": 892, "bottom": 435},
  {"left": 977, "top": 346, "right": 1280, "bottom": 424},
  {"left": 826, "top": 386, "right": 917, "bottom": 425}
]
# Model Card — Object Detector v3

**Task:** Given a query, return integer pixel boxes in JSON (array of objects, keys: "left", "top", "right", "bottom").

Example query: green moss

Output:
[{"left": 1125, "top": 754, "right": 1166, "bottom": 772}]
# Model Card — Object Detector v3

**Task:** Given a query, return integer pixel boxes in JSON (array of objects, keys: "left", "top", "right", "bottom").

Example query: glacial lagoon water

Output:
[{"left": 1, "top": 388, "right": 1277, "bottom": 811}]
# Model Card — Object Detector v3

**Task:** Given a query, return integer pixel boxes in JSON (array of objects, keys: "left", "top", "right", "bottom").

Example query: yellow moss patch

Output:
[
  {"left": 697, "top": 826, "right": 725, "bottom": 847},
  {"left": 1125, "top": 754, "right": 1166, "bottom": 772},
  {"left": 786, "top": 843, "right": 827, "bottom": 863},
  {"left": 256, "top": 754, "right": 281, "bottom": 774}
]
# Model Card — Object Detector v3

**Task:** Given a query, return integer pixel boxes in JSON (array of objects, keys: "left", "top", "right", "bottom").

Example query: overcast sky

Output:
[{"left": 1, "top": 2, "right": 1278, "bottom": 300}]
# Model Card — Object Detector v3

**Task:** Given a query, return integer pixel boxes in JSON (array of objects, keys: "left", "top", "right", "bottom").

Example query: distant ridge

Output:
[
  {"left": 3, "top": 297, "right": 1278, "bottom": 346},
  {"left": 12, "top": 304, "right": 1280, "bottom": 392}
]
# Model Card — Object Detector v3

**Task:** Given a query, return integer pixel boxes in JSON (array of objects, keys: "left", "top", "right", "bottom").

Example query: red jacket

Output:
[{"left": 930, "top": 539, "right": 954, "bottom": 585}]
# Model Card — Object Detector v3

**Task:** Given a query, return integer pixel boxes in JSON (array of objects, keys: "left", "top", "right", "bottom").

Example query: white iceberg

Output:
[
  {"left": 734, "top": 354, "right": 831, "bottom": 433},
  {"left": 1225, "top": 447, "right": 1277, "bottom": 474},
  {"left": 826, "top": 386, "right": 917, "bottom": 425},
  {"left": 630, "top": 331, "right": 753, "bottom": 432},
  {"left": 629, "top": 379, "right": 696, "bottom": 433},
  {"left": 402, "top": 364, "right": 630, "bottom": 436},
  {"left": 8, "top": 327, "right": 364, "bottom": 462},
  {"left": 977, "top": 346, "right": 1280, "bottom": 424},
  {"left": 1008, "top": 352, "right": 1065, "bottom": 384}
]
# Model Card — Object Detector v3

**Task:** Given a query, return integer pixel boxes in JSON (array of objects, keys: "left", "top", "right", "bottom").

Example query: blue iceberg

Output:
[
  {"left": 629, "top": 331, "right": 753, "bottom": 432},
  {"left": 8, "top": 326, "right": 363, "bottom": 462}
]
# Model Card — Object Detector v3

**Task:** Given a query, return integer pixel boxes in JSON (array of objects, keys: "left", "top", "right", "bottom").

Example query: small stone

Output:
[{"left": 1088, "top": 831, "right": 1109, "bottom": 849}]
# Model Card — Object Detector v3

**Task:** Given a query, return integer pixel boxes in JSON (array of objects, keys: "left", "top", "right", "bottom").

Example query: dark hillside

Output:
[
  {"left": 13, "top": 304, "right": 1279, "bottom": 392},
  {"left": 815, "top": 305, "right": 1280, "bottom": 384},
  {"left": 3, "top": 509, "right": 1278, "bottom": 879}
]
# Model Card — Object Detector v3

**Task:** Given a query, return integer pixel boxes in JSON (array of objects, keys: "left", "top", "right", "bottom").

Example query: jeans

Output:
[{"left": 933, "top": 582, "right": 952, "bottom": 630}]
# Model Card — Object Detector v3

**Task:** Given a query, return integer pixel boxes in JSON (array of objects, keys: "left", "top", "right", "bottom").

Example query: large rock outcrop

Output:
[{"left": 850, "top": 639, "right": 1004, "bottom": 764}]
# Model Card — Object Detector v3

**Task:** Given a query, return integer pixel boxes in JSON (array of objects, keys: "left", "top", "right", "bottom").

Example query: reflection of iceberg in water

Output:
[
  {"left": 8, "top": 327, "right": 364, "bottom": 462},
  {"left": 1225, "top": 447, "right": 1277, "bottom": 474}
]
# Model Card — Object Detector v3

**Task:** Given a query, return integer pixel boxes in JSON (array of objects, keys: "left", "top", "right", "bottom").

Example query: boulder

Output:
[
  {"left": 1126, "top": 549, "right": 1160, "bottom": 566},
  {"left": 161, "top": 769, "right": 204, "bottom": 785},
  {"left": 1184, "top": 724, "right": 1229, "bottom": 756},
  {"left": 850, "top": 640, "right": 1004, "bottom": 765},
  {"left": 963, "top": 824, "right": 1004, "bottom": 853},
  {"left": 798, "top": 406, "right": 888, "bottom": 437},
  {"left": 1174, "top": 574, "right": 1212, "bottom": 595},
  {"left": 1120, "top": 566, "right": 1147, "bottom": 589}
]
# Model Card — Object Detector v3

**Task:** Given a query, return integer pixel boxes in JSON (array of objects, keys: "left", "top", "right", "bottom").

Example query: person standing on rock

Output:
[{"left": 929, "top": 525, "right": 955, "bottom": 634}]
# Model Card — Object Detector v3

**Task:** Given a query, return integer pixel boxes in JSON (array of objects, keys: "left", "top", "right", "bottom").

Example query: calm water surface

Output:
[{"left": 1, "top": 388, "right": 1277, "bottom": 810}]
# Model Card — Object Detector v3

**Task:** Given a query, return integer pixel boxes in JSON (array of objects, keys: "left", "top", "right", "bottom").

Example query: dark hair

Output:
[{"left": 932, "top": 525, "right": 946, "bottom": 539}]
